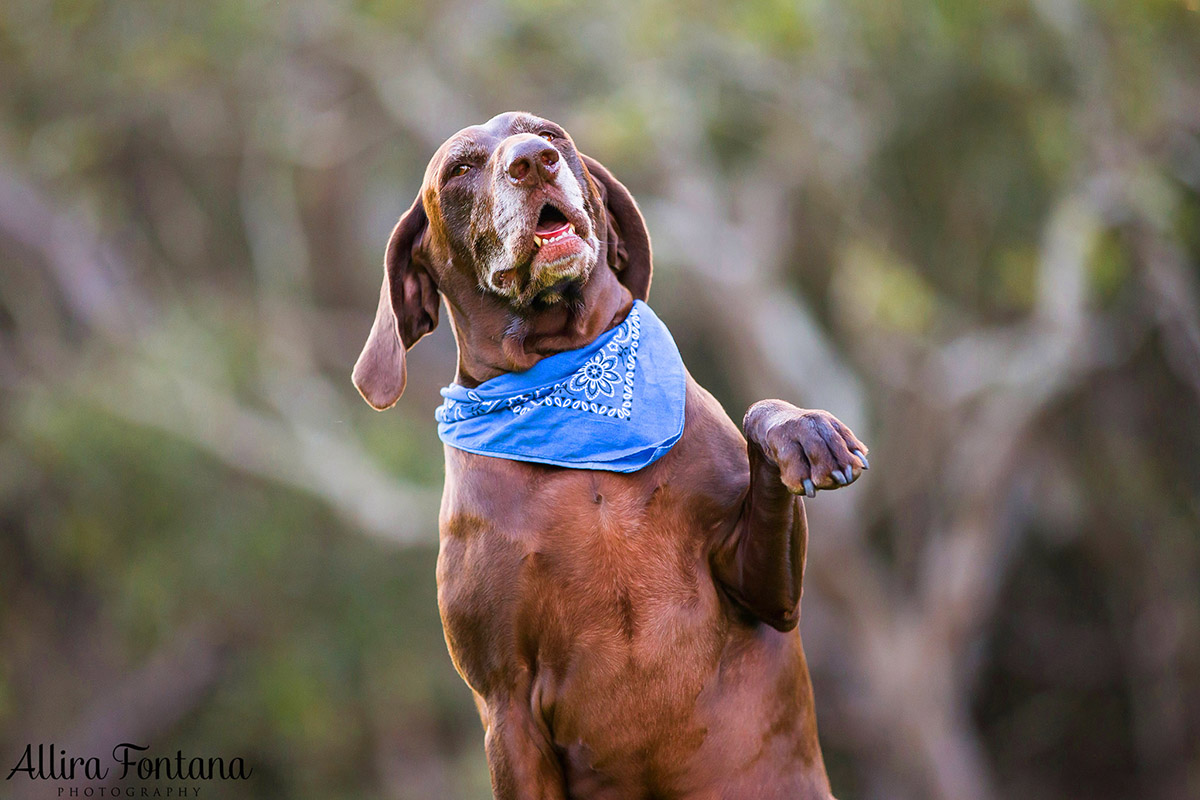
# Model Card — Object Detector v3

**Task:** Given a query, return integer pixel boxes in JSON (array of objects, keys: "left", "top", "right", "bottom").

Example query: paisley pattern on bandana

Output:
[
  {"left": 437, "top": 306, "right": 641, "bottom": 423},
  {"left": 435, "top": 301, "right": 686, "bottom": 473}
]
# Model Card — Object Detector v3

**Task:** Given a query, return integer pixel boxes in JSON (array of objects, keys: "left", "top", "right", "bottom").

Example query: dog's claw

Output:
[
  {"left": 749, "top": 402, "right": 868, "bottom": 500},
  {"left": 853, "top": 450, "right": 869, "bottom": 470}
]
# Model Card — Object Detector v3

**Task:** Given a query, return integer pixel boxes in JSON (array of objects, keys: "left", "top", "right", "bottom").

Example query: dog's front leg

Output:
[
  {"left": 712, "top": 400, "right": 868, "bottom": 630},
  {"left": 481, "top": 698, "right": 567, "bottom": 800}
]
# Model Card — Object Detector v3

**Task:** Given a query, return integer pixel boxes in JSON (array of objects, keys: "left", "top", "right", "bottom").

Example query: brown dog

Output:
[{"left": 353, "top": 112, "right": 867, "bottom": 800}]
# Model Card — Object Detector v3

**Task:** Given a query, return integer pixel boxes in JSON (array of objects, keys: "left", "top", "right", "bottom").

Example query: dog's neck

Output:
[{"left": 445, "top": 264, "right": 634, "bottom": 388}]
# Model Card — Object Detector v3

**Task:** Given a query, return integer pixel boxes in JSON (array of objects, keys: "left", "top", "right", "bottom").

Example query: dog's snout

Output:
[{"left": 506, "top": 138, "right": 560, "bottom": 186}]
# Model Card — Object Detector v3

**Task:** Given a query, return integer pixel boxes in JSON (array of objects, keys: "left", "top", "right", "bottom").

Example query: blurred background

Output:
[{"left": 2, "top": 1, "right": 1199, "bottom": 798}]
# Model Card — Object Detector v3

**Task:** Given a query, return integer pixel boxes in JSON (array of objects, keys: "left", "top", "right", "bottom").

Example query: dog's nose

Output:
[{"left": 506, "top": 138, "right": 560, "bottom": 186}]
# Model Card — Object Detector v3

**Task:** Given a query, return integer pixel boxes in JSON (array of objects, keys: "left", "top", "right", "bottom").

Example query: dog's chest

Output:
[{"left": 434, "top": 384, "right": 748, "bottom": 696}]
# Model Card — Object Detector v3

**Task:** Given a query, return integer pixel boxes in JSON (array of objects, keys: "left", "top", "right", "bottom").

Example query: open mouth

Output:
[
  {"left": 508, "top": 201, "right": 590, "bottom": 304},
  {"left": 532, "top": 203, "right": 577, "bottom": 249}
]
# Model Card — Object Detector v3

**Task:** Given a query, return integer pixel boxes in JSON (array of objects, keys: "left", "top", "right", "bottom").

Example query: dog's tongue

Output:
[{"left": 535, "top": 219, "right": 571, "bottom": 236}]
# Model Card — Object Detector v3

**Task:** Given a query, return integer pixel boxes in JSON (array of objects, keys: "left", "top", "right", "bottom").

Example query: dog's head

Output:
[{"left": 353, "top": 111, "right": 652, "bottom": 410}]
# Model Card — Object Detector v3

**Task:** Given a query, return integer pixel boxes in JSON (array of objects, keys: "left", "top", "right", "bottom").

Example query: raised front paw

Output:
[{"left": 744, "top": 400, "right": 869, "bottom": 498}]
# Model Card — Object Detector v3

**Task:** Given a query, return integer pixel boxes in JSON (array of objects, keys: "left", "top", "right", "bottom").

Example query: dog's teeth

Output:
[{"left": 534, "top": 226, "right": 575, "bottom": 248}]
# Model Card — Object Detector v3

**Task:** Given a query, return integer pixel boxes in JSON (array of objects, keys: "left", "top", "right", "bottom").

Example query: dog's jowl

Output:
[{"left": 353, "top": 112, "right": 868, "bottom": 800}]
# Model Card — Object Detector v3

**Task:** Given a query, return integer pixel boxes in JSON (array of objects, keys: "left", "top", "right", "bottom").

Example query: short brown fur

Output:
[{"left": 354, "top": 112, "right": 867, "bottom": 800}]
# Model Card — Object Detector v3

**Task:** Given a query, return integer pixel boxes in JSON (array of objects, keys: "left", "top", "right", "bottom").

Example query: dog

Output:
[{"left": 353, "top": 112, "right": 867, "bottom": 800}]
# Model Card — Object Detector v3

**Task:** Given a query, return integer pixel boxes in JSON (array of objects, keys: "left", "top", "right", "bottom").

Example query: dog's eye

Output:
[
  {"left": 450, "top": 163, "right": 472, "bottom": 178},
  {"left": 538, "top": 131, "right": 556, "bottom": 142}
]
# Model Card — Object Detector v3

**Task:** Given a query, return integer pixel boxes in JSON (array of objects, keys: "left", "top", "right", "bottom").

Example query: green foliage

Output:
[{"left": 1, "top": 1, "right": 1198, "bottom": 799}]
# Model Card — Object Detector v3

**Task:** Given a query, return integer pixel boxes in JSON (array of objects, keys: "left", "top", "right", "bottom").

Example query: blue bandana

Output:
[{"left": 435, "top": 301, "right": 686, "bottom": 472}]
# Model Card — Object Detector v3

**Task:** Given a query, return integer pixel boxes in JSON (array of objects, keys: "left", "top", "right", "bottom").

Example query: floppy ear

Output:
[
  {"left": 352, "top": 195, "right": 439, "bottom": 410},
  {"left": 581, "top": 154, "right": 652, "bottom": 301}
]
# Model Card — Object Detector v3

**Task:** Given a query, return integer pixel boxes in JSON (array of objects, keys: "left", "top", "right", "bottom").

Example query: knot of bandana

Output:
[{"left": 435, "top": 301, "right": 686, "bottom": 472}]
